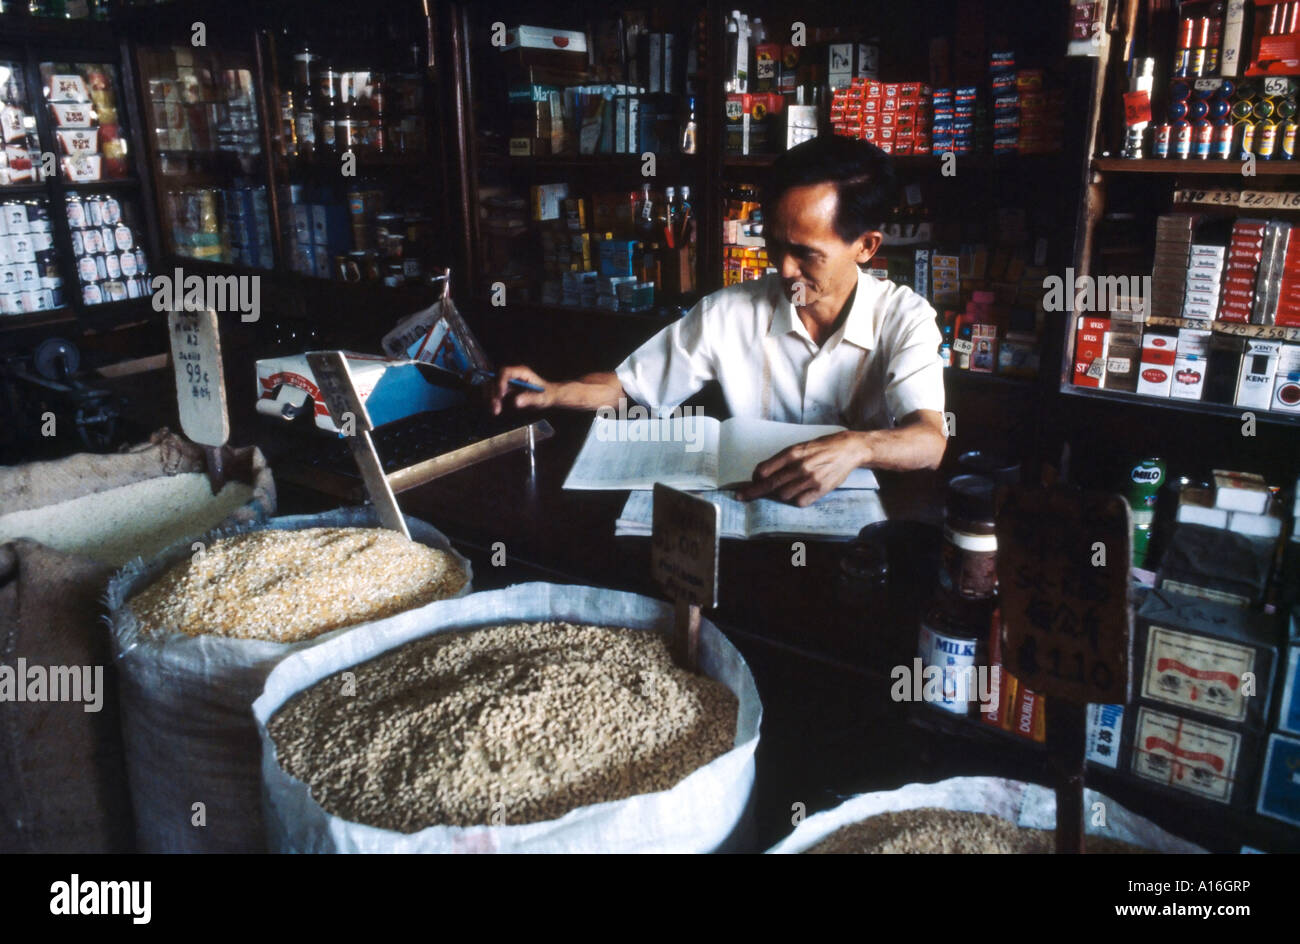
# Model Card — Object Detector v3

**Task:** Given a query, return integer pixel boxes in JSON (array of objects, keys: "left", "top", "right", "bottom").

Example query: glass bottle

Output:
[
  {"left": 681, "top": 97, "right": 698, "bottom": 155},
  {"left": 317, "top": 61, "right": 339, "bottom": 157},
  {"left": 291, "top": 47, "right": 317, "bottom": 163}
]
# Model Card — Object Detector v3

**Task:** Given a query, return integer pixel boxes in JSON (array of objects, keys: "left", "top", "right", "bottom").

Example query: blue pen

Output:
[{"left": 481, "top": 371, "right": 545, "bottom": 393}]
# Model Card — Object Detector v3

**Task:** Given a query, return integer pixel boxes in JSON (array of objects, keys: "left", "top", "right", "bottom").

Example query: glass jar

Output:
[{"left": 940, "top": 474, "right": 998, "bottom": 599}]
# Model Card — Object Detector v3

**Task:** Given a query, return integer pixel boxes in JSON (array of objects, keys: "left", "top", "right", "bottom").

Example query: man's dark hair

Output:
[{"left": 765, "top": 134, "right": 898, "bottom": 245}]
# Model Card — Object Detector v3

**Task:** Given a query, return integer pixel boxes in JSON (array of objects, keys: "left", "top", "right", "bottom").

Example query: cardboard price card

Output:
[
  {"left": 167, "top": 308, "right": 228, "bottom": 448},
  {"left": 651, "top": 484, "right": 719, "bottom": 608},
  {"left": 996, "top": 487, "right": 1133, "bottom": 705}
]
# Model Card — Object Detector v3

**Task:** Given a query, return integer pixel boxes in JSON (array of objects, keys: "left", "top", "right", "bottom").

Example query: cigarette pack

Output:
[
  {"left": 1177, "top": 487, "right": 1230, "bottom": 529},
  {"left": 1235, "top": 340, "right": 1283, "bottom": 409}
]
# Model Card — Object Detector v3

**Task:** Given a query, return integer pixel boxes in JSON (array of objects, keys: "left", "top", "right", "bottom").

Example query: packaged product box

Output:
[
  {"left": 1271, "top": 343, "right": 1300, "bottom": 412},
  {"left": 1256, "top": 733, "right": 1300, "bottom": 826},
  {"left": 1137, "top": 332, "right": 1178, "bottom": 397},
  {"left": 1073, "top": 315, "right": 1109, "bottom": 387},
  {"left": 1235, "top": 339, "right": 1283, "bottom": 409},
  {"left": 1135, "top": 588, "right": 1278, "bottom": 728},
  {"left": 1124, "top": 704, "right": 1261, "bottom": 807},
  {"left": 1157, "top": 523, "right": 1275, "bottom": 608},
  {"left": 1085, "top": 703, "right": 1125, "bottom": 768},
  {"left": 1277, "top": 644, "right": 1300, "bottom": 737}
]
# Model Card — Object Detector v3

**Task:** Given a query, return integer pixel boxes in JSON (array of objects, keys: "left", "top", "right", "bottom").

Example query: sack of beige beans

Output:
[
  {"left": 766, "top": 776, "right": 1207, "bottom": 854},
  {"left": 0, "top": 430, "right": 274, "bottom": 853},
  {"left": 106, "top": 506, "right": 473, "bottom": 853},
  {"left": 252, "top": 582, "right": 762, "bottom": 853}
]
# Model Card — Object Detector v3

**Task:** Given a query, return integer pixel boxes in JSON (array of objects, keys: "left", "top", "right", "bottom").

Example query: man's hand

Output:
[
  {"left": 489, "top": 367, "right": 626, "bottom": 415},
  {"left": 490, "top": 365, "right": 555, "bottom": 415},
  {"left": 736, "top": 431, "right": 867, "bottom": 507}
]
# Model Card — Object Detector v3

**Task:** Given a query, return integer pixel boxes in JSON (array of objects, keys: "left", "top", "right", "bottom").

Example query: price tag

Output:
[
  {"left": 1122, "top": 90, "right": 1152, "bottom": 126},
  {"left": 1214, "top": 322, "right": 1300, "bottom": 340},
  {"left": 1193, "top": 78, "right": 1224, "bottom": 92},
  {"left": 1263, "top": 76, "right": 1294, "bottom": 97},
  {"left": 1241, "top": 190, "right": 1282, "bottom": 209},
  {"left": 997, "top": 487, "right": 1132, "bottom": 705},
  {"left": 651, "top": 484, "right": 720, "bottom": 671},
  {"left": 953, "top": 338, "right": 974, "bottom": 354},
  {"left": 167, "top": 309, "right": 228, "bottom": 448}
]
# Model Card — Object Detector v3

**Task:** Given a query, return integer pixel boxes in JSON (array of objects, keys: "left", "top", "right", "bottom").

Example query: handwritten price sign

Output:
[
  {"left": 997, "top": 487, "right": 1132, "bottom": 705},
  {"left": 167, "top": 308, "right": 228, "bottom": 447}
]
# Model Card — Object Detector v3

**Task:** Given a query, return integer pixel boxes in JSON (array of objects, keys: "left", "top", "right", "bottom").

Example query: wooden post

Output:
[{"left": 651, "top": 484, "right": 719, "bottom": 672}]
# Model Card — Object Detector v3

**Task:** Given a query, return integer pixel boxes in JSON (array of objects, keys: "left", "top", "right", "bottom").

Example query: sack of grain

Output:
[
  {"left": 253, "top": 582, "right": 762, "bottom": 854},
  {"left": 107, "top": 506, "right": 473, "bottom": 854},
  {"left": 0, "top": 431, "right": 274, "bottom": 854},
  {"left": 765, "top": 776, "right": 1206, "bottom": 853}
]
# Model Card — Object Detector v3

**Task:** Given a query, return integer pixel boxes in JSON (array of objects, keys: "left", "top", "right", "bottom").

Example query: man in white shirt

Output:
[{"left": 492, "top": 134, "right": 947, "bottom": 506}]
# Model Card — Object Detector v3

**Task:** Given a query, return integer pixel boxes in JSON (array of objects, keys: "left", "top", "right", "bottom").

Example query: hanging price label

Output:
[
  {"left": 167, "top": 308, "right": 229, "bottom": 448},
  {"left": 1213, "top": 322, "right": 1300, "bottom": 340}
]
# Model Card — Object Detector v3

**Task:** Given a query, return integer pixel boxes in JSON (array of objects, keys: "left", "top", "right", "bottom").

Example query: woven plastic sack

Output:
[
  {"left": 0, "top": 432, "right": 273, "bottom": 853},
  {"left": 765, "top": 775, "right": 1206, "bottom": 853},
  {"left": 253, "top": 582, "right": 762, "bottom": 853},
  {"left": 107, "top": 506, "right": 472, "bottom": 853}
]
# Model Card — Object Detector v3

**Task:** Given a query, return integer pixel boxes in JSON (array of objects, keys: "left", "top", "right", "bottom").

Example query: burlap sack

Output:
[{"left": 0, "top": 431, "right": 275, "bottom": 853}]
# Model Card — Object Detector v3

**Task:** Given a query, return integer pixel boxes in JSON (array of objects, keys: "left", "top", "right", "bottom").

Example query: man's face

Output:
[{"left": 766, "top": 182, "right": 878, "bottom": 310}]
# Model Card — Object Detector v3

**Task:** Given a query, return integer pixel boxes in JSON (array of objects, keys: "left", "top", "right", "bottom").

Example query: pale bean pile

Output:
[
  {"left": 804, "top": 808, "right": 1151, "bottom": 854},
  {"left": 267, "top": 621, "right": 739, "bottom": 831},
  {"left": 129, "top": 527, "right": 468, "bottom": 642}
]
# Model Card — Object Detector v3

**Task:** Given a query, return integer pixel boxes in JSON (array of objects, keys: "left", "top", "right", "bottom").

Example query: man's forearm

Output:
[
  {"left": 853, "top": 414, "right": 947, "bottom": 472},
  {"left": 551, "top": 372, "right": 626, "bottom": 411}
]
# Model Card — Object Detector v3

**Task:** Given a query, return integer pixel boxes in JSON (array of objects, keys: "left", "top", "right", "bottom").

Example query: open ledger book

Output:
[
  {"left": 563, "top": 416, "right": 880, "bottom": 491},
  {"left": 615, "top": 488, "right": 886, "bottom": 539}
]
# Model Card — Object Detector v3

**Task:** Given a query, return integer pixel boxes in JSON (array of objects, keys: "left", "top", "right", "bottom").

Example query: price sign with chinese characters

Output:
[
  {"left": 997, "top": 487, "right": 1133, "bottom": 705},
  {"left": 167, "top": 308, "right": 229, "bottom": 448},
  {"left": 651, "top": 483, "right": 719, "bottom": 671}
]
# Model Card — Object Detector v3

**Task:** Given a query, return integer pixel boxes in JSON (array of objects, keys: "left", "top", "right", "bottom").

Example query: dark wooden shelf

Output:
[
  {"left": 1093, "top": 156, "right": 1300, "bottom": 176},
  {"left": 945, "top": 367, "right": 1039, "bottom": 387},
  {"left": 1059, "top": 382, "right": 1300, "bottom": 426},
  {"left": 0, "top": 309, "right": 77, "bottom": 334},
  {"left": 0, "top": 181, "right": 51, "bottom": 195},
  {"left": 479, "top": 153, "right": 700, "bottom": 177}
]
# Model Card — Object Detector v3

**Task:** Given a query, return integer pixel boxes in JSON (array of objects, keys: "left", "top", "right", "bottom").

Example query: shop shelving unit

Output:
[
  {"left": 0, "top": 6, "right": 163, "bottom": 339},
  {"left": 1064, "top": 2, "right": 1300, "bottom": 429}
]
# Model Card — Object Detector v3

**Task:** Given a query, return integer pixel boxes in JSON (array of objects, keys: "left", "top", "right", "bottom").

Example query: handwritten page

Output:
[
  {"left": 563, "top": 416, "right": 720, "bottom": 490},
  {"left": 718, "top": 417, "right": 879, "bottom": 490},
  {"left": 565, "top": 415, "right": 879, "bottom": 491}
]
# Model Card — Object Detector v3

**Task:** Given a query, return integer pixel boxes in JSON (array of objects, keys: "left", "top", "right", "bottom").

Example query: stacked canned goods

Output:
[
  {"left": 64, "top": 192, "right": 151, "bottom": 305},
  {"left": 0, "top": 198, "right": 63, "bottom": 316},
  {"left": 1154, "top": 77, "right": 1297, "bottom": 161}
]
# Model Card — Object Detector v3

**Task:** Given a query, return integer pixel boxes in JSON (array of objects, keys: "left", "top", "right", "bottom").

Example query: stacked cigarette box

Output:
[
  {"left": 1151, "top": 213, "right": 1197, "bottom": 319},
  {"left": 1183, "top": 244, "right": 1224, "bottom": 319},
  {"left": 1218, "top": 219, "right": 1267, "bottom": 323},
  {"left": 989, "top": 51, "right": 1018, "bottom": 153}
]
